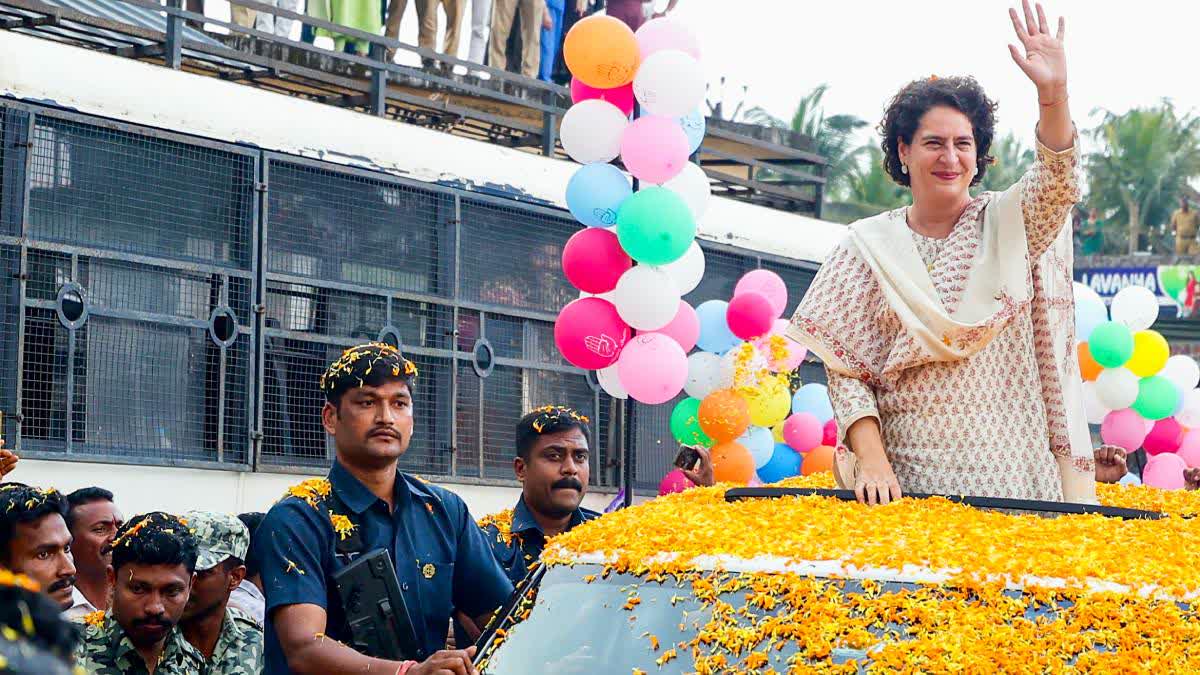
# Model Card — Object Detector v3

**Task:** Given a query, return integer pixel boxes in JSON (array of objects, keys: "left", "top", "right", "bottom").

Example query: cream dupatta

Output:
[{"left": 786, "top": 181, "right": 1096, "bottom": 503}]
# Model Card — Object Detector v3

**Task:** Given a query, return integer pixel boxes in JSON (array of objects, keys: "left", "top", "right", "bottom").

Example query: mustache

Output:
[
  {"left": 47, "top": 577, "right": 76, "bottom": 594},
  {"left": 368, "top": 427, "right": 402, "bottom": 439},
  {"left": 551, "top": 478, "right": 584, "bottom": 492},
  {"left": 132, "top": 615, "right": 172, "bottom": 630}
]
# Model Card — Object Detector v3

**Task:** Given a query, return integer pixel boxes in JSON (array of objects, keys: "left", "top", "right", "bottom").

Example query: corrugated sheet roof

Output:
[{"left": 38, "top": 0, "right": 219, "bottom": 44}]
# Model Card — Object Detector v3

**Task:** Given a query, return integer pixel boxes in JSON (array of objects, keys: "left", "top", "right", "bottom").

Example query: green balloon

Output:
[
  {"left": 1133, "top": 375, "right": 1180, "bottom": 421},
  {"left": 1088, "top": 321, "right": 1134, "bottom": 368},
  {"left": 615, "top": 187, "right": 696, "bottom": 266},
  {"left": 669, "top": 397, "right": 713, "bottom": 447}
]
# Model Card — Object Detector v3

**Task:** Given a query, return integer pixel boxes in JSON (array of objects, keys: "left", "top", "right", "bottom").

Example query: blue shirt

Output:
[
  {"left": 483, "top": 497, "right": 600, "bottom": 586},
  {"left": 253, "top": 462, "right": 513, "bottom": 674}
]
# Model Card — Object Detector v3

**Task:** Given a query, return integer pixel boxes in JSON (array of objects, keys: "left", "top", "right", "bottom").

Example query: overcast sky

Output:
[{"left": 663, "top": 0, "right": 1184, "bottom": 149}]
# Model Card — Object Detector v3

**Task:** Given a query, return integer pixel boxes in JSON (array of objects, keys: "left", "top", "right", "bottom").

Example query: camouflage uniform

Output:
[
  {"left": 205, "top": 606, "right": 264, "bottom": 674},
  {"left": 73, "top": 612, "right": 204, "bottom": 675},
  {"left": 183, "top": 511, "right": 264, "bottom": 675}
]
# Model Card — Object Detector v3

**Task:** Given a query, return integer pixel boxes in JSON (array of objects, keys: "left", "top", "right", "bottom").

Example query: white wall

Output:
[{"left": 15, "top": 458, "right": 620, "bottom": 518}]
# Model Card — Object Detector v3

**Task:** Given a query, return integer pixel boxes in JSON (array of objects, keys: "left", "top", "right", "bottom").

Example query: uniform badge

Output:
[{"left": 422, "top": 563, "right": 436, "bottom": 579}]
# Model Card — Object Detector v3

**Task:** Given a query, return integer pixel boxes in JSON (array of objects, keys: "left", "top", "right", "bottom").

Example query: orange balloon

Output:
[
  {"left": 563, "top": 15, "right": 641, "bottom": 89},
  {"left": 698, "top": 389, "right": 751, "bottom": 443},
  {"left": 1078, "top": 342, "right": 1102, "bottom": 382},
  {"left": 711, "top": 441, "right": 756, "bottom": 484},
  {"left": 801, "top": 445, "right": 835, "bottom": 476}
]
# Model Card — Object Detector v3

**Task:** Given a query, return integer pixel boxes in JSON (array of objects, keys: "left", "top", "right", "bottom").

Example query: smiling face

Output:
[
  {"left": 898, "top": 105, "right": 978, "bottom": 205},
  {"left": 323, "top": 379, "right": 415, "bottom": 468},
  {"left": 516, "top": 428, "right": 591, "bottom": 520},
  {"left": 69, "top": 499, "right": 123, "bottom": 580}
]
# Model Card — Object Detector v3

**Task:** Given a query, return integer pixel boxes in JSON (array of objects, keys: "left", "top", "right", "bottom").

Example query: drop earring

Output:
[{"left": 901, "top": 164, "right": 908, "bottom": 175}]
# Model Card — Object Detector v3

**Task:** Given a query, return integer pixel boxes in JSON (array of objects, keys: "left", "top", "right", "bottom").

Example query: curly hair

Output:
[
  {"left": 879, "top": 75, "right": 998, "bottom": 188},
  {"left": 107, "top": 512, "right": 198, "bottom": 574},
  {"left": 0, "top": 484, "right": 68, "bottom": 565}
]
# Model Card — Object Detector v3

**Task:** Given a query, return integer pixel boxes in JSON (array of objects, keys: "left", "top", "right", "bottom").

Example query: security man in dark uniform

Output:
[{"left": 252, "top": 343, "right": 513, "bottom": 675}]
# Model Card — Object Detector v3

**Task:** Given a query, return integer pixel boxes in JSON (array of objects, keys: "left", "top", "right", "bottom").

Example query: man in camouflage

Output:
[
  {"left": 73, "top": 511, "right": 204, "bottom": 675},
  {"left": 180, "top": 511, "right": 263, "bottom": 674}
]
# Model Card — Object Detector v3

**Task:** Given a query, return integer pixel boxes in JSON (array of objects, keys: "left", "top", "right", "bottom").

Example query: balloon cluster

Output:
[
  {"left": 553, "top": 15, "right": 711, "bottom": 407},
  {"left": 660, "top": 269, "right": 837, "bottom": 493},
  {"left": 1076, "top": 284, "right": 1200, "bottom": 489}
]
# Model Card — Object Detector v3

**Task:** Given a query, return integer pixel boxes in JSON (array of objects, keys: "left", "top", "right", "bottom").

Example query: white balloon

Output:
[
  {"left": 1082, "top": 381, "right": 1110, "bottom": 425},
  {"left": 719, "top": 343, "right": 768, "bottom": 390},
  {"left": 560, "top": 99, "right": 629, "bottom": 164},
  {"left": 596, "top": 364, "right": 628, "bottom": 399},
  {"left": 1119, "top": 472, "right": 1142, "bottom": 486},
  {"left": 659, "top": 240, "right": 705, "bottom": 295},
  {"left": 1110, "top": 285, "right": 1160, "bottom": 332},
  {"left": 684, "top": 351, "right": 722, "bottom": 399},
  {"left": 1073, "top": 282, "right": 1108, "bottom": 340},
  {"left": 578, "top": 289, "right": 616, "bottom": 303},
  {"left": 1161, "top": 355, "right": 1200, "bottom": 392},
  {"left": 1177, "top": 389, "right": 1200, "bottom": 428},
  {"left": 611, "top": 265, "right": 680, "bottom": 331},
  {"left": 633, "top": 49, "right": 705, "bottom": 118},
  {"left": 662, "top": 162, "right": 712, "bottom": 221},
  {"left": 1095, "top": 367, "right": 1139, "bottom": 410}
]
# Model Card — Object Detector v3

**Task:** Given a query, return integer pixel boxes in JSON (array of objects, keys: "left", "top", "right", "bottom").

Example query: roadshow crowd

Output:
[{"left": 0, "top": 342, "right": 713, "bottom": 674}]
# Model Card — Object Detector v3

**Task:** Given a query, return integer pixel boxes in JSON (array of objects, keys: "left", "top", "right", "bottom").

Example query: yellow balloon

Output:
[
  {"left": 1127, "top": 330, "right": 1170, "bottom": 378},
  {"left": 741, "top": 375, "right": 791, "bottom": 428},
  {"left": 772, "top": 422, "right": 786, "bottom": 444}
]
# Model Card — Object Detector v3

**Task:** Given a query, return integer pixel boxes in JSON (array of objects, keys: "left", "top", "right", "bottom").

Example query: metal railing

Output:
[
  {"left": 0, "top": 0, "right": 828, "bottom": 214},
  {"left": 0, "top": 98, "right": 820, "bottom": 494}
]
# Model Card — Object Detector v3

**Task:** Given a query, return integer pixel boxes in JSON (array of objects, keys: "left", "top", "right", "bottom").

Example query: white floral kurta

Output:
[{"left": 824, "top": 138, "right": 1080, "bottom": 500}]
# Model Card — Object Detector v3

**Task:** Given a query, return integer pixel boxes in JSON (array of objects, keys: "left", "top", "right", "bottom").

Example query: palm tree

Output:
[
  {"left": 745, "top": 84, "right": 868, "bottom": 200},
  {"left": 844, "top": 146, "right": 910, "bottom": 214},
  {"left": 975, "top": 132, "right": 1035, "bottom": 194},
  {"left": 1086, "top": 102, "right": 1200, "bottom": 254}
]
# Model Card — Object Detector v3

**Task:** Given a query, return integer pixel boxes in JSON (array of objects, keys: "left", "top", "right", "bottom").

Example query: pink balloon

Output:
[
  {"left": 1100, "top": 408, "right": 1150, "bottom": 452},
  {"left": 747, "top": 476, "right": 764, "bottom": 487},
  {"left": 617, "top": 333, "right": 688, "bottom": 404},
  {"left": 562, "top": 227, "right": 633, "bottom": 294},
  {"left": 635, "top": 17, "right": 702, "bottom": 61},
  {"left": 658, "top": 468, "right": 692, "bottom": 495},
  {"left": 735, "top": 269, "right": 788, "bottom": 318},
  {"left": 639, "top": 301, "right": 698, "bottom": 353},
  {"left": 822, "top": 419, "right": 837, "bottom": 447},
  {"left": 783, "top": 413, "right": 822, "bottom": 453},
  {"left": 726, "top": 291, "right": 774, "bottom": 340},
  {"left": 1144, "top": 417, "right": 1184, "bottom": 455},
  {"left": 570, "top": 78, "right": 635, "bottom": 117},
  {"left": 554, "top": 297, "right": 630, "bottom": 370},
  {"left": 751, "top": 319, "right": 807, "bottom": 372},
  {"left": 619, "top": 116, "right": 690, "bottom": 184},
  {"left": 1178, "top": 429, "right": 1200, "bottom": 468},
  {"left": 1143, "top": 452, "right": 1187, "bottom": 490}
]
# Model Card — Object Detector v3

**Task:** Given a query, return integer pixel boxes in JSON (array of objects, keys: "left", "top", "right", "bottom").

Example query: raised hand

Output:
[
  {"left": 0, "top": 439, "right": 17, "bottom": 481},
  {"left": 1008, "top": 1, "right": 1067, "bottom": 100}
]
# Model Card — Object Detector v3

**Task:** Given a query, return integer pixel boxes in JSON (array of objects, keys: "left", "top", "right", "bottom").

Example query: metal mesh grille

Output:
[
  {"left": 19, "top": 253, "right": 251, "bottom": 465},
  {"left": 266, "top": 160, "right": 450, "bottom": 297},
  {"left": 0, "top": 99, "right": 823, "bottom": 489},
  {"left": 26, "top": 115, "right": 254, "bottom": 266},
  {"left": 0, "top": 245, "right": 19, "bottom": 444},
  {"left": 685, "top": 245, "right": 754, "bottom": 307},
  {"left": 0, "top": 107, "right": 27, "bottom": 237},
  {"left": 459, "top": 199, "right": 577, "bottom": 314}
]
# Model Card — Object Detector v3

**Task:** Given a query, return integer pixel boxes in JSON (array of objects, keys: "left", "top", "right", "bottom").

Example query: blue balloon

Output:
[
  {"left": 738, "top": 426, "right": 775, "bottom": 469},
  {"left": 757, "top": 443, "right": 803, "bottom": 483},
  {"left": 566, "top": 163, "right": 632, "bottom": 228},
  {"left": 792, "top": 384, "right": 833, "bottom": 423},
  {"left": 1074, "top": 291, "right": 1108, "bottom": 342},
  {"left": 695, "top": 300, "right": 741, "bottom": 353},
  {"left": 679, "top": 109, "right": 706, "bottom": 155}
]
